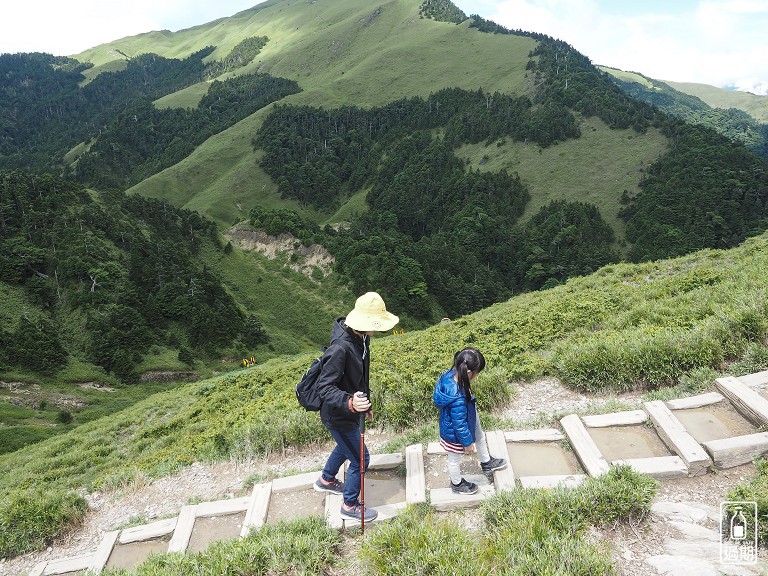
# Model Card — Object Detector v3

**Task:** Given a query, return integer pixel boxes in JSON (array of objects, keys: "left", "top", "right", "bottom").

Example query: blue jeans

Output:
[{"left": 321, "top": 427, "right": 370, "bottom": 507}]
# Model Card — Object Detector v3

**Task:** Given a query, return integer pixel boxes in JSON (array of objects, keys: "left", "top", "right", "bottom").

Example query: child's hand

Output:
[{"left": 464, "top": 443, "right": 476, "bottom": 454}]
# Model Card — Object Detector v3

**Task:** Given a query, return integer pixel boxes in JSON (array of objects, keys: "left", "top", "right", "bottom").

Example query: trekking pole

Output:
[{"left": 359, "top": 394, "right": 367, "bottom": 535}]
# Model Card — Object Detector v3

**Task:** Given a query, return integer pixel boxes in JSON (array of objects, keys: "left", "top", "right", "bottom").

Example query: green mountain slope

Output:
[
  {"left": 664, "top": 80, "right": 768, "bottom": 124},
  {"left": 121, "top": 0, "right": 536, "bottom": 227},
  {"left": 600, "top": 66, "right": 768, "bottom": 157},
  {"left": 4, "top": 0, "right": 768, "bottom": 454}
]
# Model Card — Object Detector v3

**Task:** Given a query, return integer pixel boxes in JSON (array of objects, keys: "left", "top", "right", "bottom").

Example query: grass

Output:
[
  {"left": 455, "top": 116, "right": 668, "bottom": 245},
  {"left": 80, "top": 0, "right": 674, "bottom": 251},
  {"left": 727, "top": 458, "right": 768, "bottom": 547},
  {"left": 358, "top": 465, "right": 656, "bottom": 576},
  {"left": 86, "top": 0, "right": 542, "bottom": 231},
  {"left": 663, "top": 80, "right": 768, "bottom": 123},
  {"left": 0, "top": 487, "right": 88, "bottom": 557},
  {"left": 101, "top": 515, "right": 341, "bottom": 576},
  {"left": 598, "top": 66, "right": 655, "bottom": 88},
  {"left": 94, "top": 466, "right": 655, "bottom": 576},
  {"left": 599, "top": 65, "right": 768, "bottom": 124}
]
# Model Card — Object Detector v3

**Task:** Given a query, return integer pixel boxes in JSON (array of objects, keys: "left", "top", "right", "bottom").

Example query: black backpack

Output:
[{"left": 295, "top": 347, "right": 328, "bottom": 411}]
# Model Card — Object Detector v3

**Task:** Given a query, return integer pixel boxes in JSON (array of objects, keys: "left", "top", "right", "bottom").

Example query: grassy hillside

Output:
[
  {"left": 82, "top": 0, "right": 648, "bottom": 244},
  {"left": 455, "top": 116, "right": 668, "bottom": 241},
  {"left": 664, "top": 80, "right": 768, "bottom": 124},
  {"left": 2, "top": 228, "right": 767, "bottom": 561},
  {"left": 598, "top": 66, "right": 768, "bottom": 124},
  {"left": 2, "top": 229, "right": 767, "bottom": 494}
]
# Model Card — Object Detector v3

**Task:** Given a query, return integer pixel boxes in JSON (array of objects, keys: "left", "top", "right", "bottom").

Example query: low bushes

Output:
[
  {"left": 0, "top": 488, "right": 87, "bottom": 557},
  {"left": 361, "top": 465, "right": 657, "bottom": 576},
  {"left": 727, "top": 458, "right": 768, "bottom": 548},
  {"left": 553, "top": 304, "right": 767, "bottom": 393}
]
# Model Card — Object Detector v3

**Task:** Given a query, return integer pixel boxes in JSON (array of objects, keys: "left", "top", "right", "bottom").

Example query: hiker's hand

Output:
[
  {"left": 352, "top": 392, "right": 371, "bottom": 413},
  {"left": 464, "top": 443, "right": 476, "bottom": 454}
]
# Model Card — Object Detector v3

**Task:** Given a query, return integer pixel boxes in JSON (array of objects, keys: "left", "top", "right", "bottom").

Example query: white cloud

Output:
[{"left": 0, "top": 1, "right": 260, "bottom": 56}]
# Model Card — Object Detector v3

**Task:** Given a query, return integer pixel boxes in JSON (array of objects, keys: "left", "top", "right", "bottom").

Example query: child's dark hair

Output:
[{"left": 453, "top": 347, "right": 486, "bottom": 400}]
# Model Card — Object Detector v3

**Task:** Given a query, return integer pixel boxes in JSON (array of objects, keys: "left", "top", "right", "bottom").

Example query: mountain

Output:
[
  {"left": 600, "top": 66, "right": 768, "bottom": 157},
  {"left": 2, "top": 0, "right": 768, "bottom": 450},
  {"left": 2, "top": 0, "right": 768, "bottom": 565}
]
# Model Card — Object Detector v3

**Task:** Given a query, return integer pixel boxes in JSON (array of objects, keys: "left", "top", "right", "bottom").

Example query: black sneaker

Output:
[
  {"left": 340, "top": 502, "right": 378, "bottom": 522},
  {"left": 450, "top": 478, "right": 479, "bottom": 495},
  {"left": 314, "top": 476, "right": 344, "bottom": 495},
  {"left": 480, "top": 457, "right": 508, "bottom": 473}
]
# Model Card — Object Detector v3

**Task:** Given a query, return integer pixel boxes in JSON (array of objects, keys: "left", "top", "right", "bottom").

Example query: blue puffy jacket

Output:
[{"left": 433, "top": 369, "right": 477, "bottom": 447}]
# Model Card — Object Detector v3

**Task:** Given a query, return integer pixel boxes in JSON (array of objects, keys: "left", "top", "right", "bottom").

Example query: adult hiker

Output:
[
  {"left": 434, "top": 346, "right": 508, "bottom": 494},
  {"left": 312, "top": 292, "right": 399, "bottom": 522}
]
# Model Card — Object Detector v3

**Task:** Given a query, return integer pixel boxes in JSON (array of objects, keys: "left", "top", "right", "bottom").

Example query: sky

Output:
[{"left": 1, "top": 0, "right": 767, "bottom": 95}]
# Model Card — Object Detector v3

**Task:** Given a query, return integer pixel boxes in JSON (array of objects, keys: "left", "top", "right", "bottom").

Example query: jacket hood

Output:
[
  {"left": 330, "top": 317, "right": 348, "bottom": 344},
  {"left": 330, "top": 316, "right": 367, "bottom": 350},
  {"left": 433, "top": 369, "right": 462, "bottom": 408}
]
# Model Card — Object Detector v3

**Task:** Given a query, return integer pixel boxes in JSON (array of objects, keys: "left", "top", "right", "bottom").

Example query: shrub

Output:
[
  {"left": 56, "top": 411, "right": 73, "bottom": 424},
  {"left": 481, "top": 465, "right": 657, "bottom": 575},
  {"left": 576, "top": 464, "right": 658, "bottom": 525},
  {"left": 0, "top": 425, "right": 58, "bottom": 455},
  {"left": 553, "top": 323, "right": 730, "bottom": 392},
  {"left": 729, "top": 343, "right": 768, "bottom": 376},
  {"left": 727, "top": 458, "right": 768, "bottom": 548},
  {"left": 177, "top": 346, "right": 194, "bottom": 366},
  {"left": 643, "top": 365, "right": 718, "bottom": 402},
  {"left": 0, "top": 488, "right": 88, "bottom": 557},
  {"left": 361, "top": 503, "right": 484, "bottom": 576}
]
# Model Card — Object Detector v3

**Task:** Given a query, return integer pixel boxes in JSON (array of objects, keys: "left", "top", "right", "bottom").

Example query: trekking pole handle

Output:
[{"left": 356, "top": 392, "right": 367, "bottom": 433}]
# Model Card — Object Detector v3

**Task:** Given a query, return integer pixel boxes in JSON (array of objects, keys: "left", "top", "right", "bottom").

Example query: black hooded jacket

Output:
[{"left": 315, "top": 317, "right": 370, "bottom": 431}]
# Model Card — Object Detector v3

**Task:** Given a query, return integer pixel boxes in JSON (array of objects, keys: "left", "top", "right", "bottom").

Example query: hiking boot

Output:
[
  {"left": 314, "top": 476, "right": 344, "bottom": 495},
  {"left": 450, "top": 478, "right": 479, "bottom": 495},
  {"left": 340, "top": 502, "right": 378, "bottom": 522},
  {"left": 481, "top": 457, "right": 508, "bottom": 473}
]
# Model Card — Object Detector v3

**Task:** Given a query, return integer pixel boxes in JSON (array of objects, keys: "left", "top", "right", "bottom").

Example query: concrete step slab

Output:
[
  {"left": 611, "top": 455, "right": 688, "bottom": 479},
  {"left": 405, "top": 444, "right": 426, "bottom": 504},
  {"left": 581, "top": 410, "right": 648, "bottom": 427},
  {"left": 560, "top": 414, "right": 610, "bottom": 477},
  {"left": 505, "top": 428, "right": 564, "bottom": 442},
  {"left": 430, "top": 484, "right": 496, "bottom": 511},
  {"left": 119, "top": 517, "right": 177, "bottom": 544},
  {"left": 643, "top": 401, "right": 711, "bottom": 476}
]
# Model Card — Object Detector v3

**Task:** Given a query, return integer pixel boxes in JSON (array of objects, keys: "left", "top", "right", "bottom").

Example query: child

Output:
[{"left": 433, "top": 347, "right": 507, "bottom": 494}]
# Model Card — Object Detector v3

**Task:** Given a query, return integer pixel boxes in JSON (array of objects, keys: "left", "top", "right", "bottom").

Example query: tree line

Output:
[
  {"left": 0, "top": 37, "right": 294, "bottom": 187},
  {"left": 464, "top": 17, "right": 768, "bottom": 262},
  {"left": 0, "top": 171, "right": 268, "bottom": 381},
  {"left": 609, "top": 75, "right": 768, "bottom": 158}
]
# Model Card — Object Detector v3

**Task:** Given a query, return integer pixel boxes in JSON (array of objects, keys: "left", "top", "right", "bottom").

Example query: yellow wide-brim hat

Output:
[{"left": 345, "top": 292, "right": 399, "bottom": 332}]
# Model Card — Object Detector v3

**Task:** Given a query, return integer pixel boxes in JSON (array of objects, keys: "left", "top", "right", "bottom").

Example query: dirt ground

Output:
[{"left": 1, "top": 378, "right": 764, "bottom": 576}]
